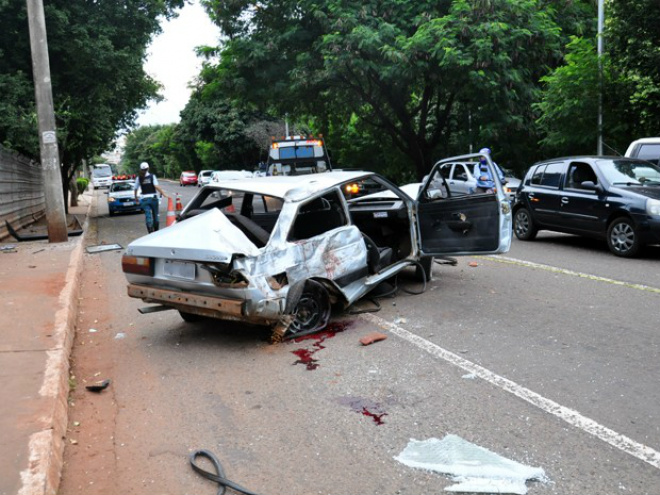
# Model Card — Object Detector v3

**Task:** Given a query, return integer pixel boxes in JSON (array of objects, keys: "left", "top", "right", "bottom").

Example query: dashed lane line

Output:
[
  {"left": 482, "top": 255, "right": 660, "bottom": 294},
  {"left": 361, "top": 312, "right": 660, "bottom": 470}
]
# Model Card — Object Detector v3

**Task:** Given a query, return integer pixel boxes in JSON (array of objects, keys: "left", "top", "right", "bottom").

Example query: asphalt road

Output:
[{"left": 60, "top": 182, "right": 660, "bottom": 495}]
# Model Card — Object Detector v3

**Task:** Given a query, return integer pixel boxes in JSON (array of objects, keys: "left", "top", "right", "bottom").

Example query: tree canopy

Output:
[
  {"left": 199, "top": 0, "right": 594, "bottom": 178},
  {"left": 0, "top": 0, "right": 183, "bottom": 204}
]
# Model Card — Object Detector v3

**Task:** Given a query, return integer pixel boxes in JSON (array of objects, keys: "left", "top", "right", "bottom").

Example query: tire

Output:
[
  {"left": 607, "top": 217, "right": 641, "bottom": 257},
  {"left": 415, "top": 256, "right": 434, "bottom": 283},
  {"left": 108, "top": 210, "right": 115, "bottom": 217},
  {"left": 288, "top": 280, "right": 331, "bottom": 336},
  {"left": 179, "top": 310, "right": 203, "bottom": 323},
  {"left": 514, "top": 207, "right": 538, "bottom": 240}
]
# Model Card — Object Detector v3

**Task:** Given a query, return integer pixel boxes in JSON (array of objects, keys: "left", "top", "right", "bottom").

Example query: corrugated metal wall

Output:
[{"left": 0, "top": 146, "right": 45, "bottom": 241}]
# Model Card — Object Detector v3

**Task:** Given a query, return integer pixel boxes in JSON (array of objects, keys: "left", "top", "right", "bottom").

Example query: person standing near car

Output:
[
  {"left": 134, "top": 162, "right": 169, "bottom": 233},
  {"left": 472, "top": 147, "right": 506, "bottom": 193}
]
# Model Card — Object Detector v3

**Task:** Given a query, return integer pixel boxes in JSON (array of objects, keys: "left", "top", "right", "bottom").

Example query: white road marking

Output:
[
  {"left": 484, "top": 255, "right": 660, "bottom": 294},
  {"left": 361, "top": 312, "right": 660, "bottom": 470}
]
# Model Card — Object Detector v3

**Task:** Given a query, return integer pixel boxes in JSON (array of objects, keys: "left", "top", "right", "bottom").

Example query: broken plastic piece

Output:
[
  {"left": 85, "top": 379, "right": 111, "bottom": 393},
  {"left": 468, "top": 261, "right": 479, "bottom": 267},
  {"left": 359, "top": 332, "right": 387, "bottom": 346},
  {"left": 395, "top": 435, "right": 546, "bottom": 494}
]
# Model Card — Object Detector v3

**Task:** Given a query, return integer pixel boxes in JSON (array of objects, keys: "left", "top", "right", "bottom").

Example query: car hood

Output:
[
  {"left": 612, "top": 185, "right": 660, "bottom": 200},
  {"left": 125, "top": 209, "right": 260, "bottom": 263}
]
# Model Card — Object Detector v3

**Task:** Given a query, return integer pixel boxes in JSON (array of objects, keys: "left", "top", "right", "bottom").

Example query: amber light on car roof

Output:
[{"left": 121, "top": 255, "right": 154, "bottom": 276}]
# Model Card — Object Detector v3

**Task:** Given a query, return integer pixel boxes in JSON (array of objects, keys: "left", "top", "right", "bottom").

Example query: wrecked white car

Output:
[{"left": 122, "top": 153, "right": 512, "bottom": 341}]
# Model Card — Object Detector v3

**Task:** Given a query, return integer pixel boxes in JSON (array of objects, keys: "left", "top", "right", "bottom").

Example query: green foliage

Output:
[
  {"left": 76, "top": 177, "right": 89, "bottom": 196},
  {"left": 200, "top": 0, "right": 591, "bottom": 179},
  {"left": 535, "top": 37, "right": 601, "bottom": 155},
  {"left": 0, "top": 0, "right": 183, "bottom": 205}
]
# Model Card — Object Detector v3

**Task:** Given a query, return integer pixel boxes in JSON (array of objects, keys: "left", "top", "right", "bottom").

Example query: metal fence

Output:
[{"left": 0, "top": 146, "right": 45, "bottom": 241}]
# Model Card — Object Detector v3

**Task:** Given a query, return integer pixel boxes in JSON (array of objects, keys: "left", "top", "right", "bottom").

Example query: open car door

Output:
[{"left": 415, "top": 153, "right": 512, "bottom": 256}]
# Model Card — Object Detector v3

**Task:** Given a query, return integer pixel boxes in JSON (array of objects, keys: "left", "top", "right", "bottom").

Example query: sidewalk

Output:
[{"left": 0, "top": 193, "right": 91, "bottom": 495}]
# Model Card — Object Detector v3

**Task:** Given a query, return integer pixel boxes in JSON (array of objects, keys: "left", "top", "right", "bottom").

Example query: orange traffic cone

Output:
[
  {"left": 166, "top": 197, "right": 176, "bottom": 227},
  {"left": 175, "top": 193, "right": 183, "bottom": 212}
]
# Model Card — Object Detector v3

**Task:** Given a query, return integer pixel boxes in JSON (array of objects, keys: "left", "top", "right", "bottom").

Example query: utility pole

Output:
[
  {"left": 597, "top": 0, "right": 604, "bottom": 156},
  {"left": 26, "top": 0, "right": 68, "bottom": 242}
]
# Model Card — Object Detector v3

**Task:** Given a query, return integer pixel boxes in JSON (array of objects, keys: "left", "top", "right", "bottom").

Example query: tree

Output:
[
  {"left": 536, "top": 0, "right": 660, "bottom": 156},
  {"left": 201, "top": 0, "right": 593, "bottom": 179},
  {"left": 0, "top": 0, "right": 184, "bottom": 209},
  {"left": 607, "top": 0, "right": 660, "bottom": 142}
]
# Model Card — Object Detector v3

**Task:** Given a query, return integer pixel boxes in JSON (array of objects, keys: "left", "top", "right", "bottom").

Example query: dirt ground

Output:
[{"left": 59, "top": 224, "right": 121, "bottom": 494}]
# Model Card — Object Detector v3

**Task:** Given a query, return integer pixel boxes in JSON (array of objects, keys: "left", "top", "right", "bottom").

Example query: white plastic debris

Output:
[
  {"left": 461, "top": 373, "right": 476, "bottom": 380},
  {"left": 89, "top": 328, "right": 98, "bottom": 333},
  {"left": 394, "top": 435, "right": 546, "bottom": 494},
  {"left": 114, "top": 332, "right": 126, "bottom": 340}
]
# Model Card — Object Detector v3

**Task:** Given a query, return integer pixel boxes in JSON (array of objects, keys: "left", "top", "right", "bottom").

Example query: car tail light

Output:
[{"left": 122, "top": 255, "right": 154, "bottom": 276}]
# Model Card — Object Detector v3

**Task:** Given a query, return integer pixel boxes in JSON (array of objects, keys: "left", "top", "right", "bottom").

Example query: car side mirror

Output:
[
  {"left": 104, "top": 191, "right": 109, "bottom": 195},
  {"left": 580, "top": 181, "right": 602, "bottom": 192}
]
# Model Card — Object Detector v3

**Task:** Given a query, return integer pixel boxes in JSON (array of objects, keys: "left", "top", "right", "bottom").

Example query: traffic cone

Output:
[
  {"left": 166, "top": 197, "right": 176, "bottom": 227},
  {"left": 175, "top": 193, "right": 183, "bottom": 212}
]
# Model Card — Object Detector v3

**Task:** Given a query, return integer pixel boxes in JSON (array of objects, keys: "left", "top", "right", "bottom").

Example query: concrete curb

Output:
[{"left": 17, "top": 194, "right": 92, "bottom": 495}]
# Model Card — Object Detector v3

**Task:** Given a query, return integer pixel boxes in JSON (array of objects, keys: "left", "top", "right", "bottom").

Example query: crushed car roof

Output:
[{"left": 204, "top": 171, "right": 375, "bottom": 202}]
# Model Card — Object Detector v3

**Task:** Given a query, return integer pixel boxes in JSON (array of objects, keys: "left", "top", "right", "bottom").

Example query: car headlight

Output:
[
  {"left": 108, "top": 196, "right": 117, "bottom": 203},
  {"left": 646, "top": 198, "right": 660, "bottom": 216}
]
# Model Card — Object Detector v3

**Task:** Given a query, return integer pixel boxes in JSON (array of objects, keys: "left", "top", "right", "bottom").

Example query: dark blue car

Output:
[{"left": 513, "top": 156, "right": 660, "bottom": 257}]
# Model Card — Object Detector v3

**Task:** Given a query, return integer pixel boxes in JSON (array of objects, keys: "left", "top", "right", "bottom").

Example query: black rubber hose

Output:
[{"left": 189, "top": 450, "right": 267, "bottom": 495}]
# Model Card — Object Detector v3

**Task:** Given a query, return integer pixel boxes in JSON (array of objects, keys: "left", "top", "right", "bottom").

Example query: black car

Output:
[{"left": 513, "top": 156, "right": 660, "bottom": 257}]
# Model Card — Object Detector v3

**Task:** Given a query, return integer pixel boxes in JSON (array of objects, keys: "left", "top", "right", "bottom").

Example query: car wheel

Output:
[
  {"left": 415, "top": 256, "right": 433, "bottom": 283},
  {"left": 514, "top": 207, "right": 538, "bottom": 240},
  {"left": 179, "top": 311, "right": 203, "bottom": 322},
  {"left": 288, "top": 280, "right": 331, "bottom": 336},
  {"left": 109, "top": 210, "right": 115, "bottom": 217},
  {"left": 607, "top": 217, "right": 641, "bottom": 257}
]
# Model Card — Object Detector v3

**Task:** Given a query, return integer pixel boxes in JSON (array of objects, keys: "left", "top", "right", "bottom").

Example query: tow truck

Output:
[{"left": 266, "top": 135, "right": 332, "bottom": 176}]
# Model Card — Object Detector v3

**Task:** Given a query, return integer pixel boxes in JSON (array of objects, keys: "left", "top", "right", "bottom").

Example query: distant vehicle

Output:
[
  {"left": 179, "top": 171, "right": 198, "bottom": 186},
  {"left": 437, "top": 161, "right": 520, "bottom": 201},
  {"left": 106, "top": 180, "right": 141, "bottom": 216},
  {"left": 625, "top": 137, "right": 660, "bottom": 165},
  {"left": 513, "top": 156, "right": 660, "bottom": 257},
  {"left": 267, "top": 135, "right": 332, "bottom": 176},
  {"left": 197, "top": 170, "right": 213, "bottom": 187},
  {"left": 91, "top": 164, "right": 113, "bottom": 189}
]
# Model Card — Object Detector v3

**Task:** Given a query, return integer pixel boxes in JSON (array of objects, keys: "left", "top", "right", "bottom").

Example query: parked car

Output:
[
  {"left": 197, "top": 170, "right": 214, "bottom": 187},
  {"left": 438, "top": 161, "right": 520, "bottom": 201},
  {"left": 122, "top": 153, "right": 512, "bottom": 341},
  {"left": 513, "top": 156, "right": 660, "bottom": 257},
  {"left": 625, "top": 137, "right": 660, "bottom": 165},
  {"left": 179, "top": 171, "right": 198, "bottom": 186},
  {"left": 106, "top": 180, "right": 141, "bottom": 216}
]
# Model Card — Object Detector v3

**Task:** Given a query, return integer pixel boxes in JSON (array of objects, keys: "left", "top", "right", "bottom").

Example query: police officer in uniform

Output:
[{"left": 133, "top": 162, "right": 169, "bottom": 233}]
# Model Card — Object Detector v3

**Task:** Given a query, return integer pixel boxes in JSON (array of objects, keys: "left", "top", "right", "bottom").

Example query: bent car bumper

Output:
[{"left": 126, "top": 284, "right": 284, "bottom": 325}]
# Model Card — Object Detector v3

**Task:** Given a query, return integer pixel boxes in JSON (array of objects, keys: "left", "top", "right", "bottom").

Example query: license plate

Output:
[
  {"left": 163, "top": 260, "right": 196, "bottom": 280},
  {"left": 123, "top": 201, "right": 134, "bottom": 206},
  {"left": 373, "top": 211, "right": 388, "bottom": 218}
]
